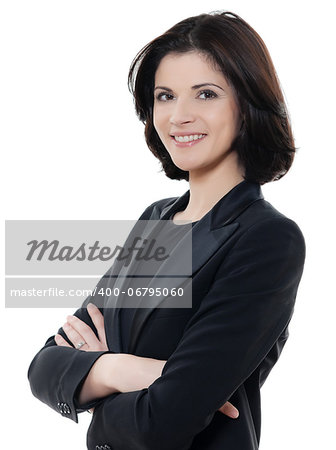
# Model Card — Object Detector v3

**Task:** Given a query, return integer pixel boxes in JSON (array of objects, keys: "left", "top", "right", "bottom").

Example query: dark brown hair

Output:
[{"left": 128, "top": 11, "right": 296, "bottom": 185}]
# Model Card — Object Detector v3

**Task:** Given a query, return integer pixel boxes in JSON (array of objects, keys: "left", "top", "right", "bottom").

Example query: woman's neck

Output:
[{"left": 177, "top": 153, "right": 245, "bottom": 222}]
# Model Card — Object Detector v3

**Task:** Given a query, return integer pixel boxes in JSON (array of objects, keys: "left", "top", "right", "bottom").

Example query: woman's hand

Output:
[{"left": 54, "top": 303, "right": 108, "bottom": 352}]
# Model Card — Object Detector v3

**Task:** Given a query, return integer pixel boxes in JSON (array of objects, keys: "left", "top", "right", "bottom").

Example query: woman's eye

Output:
[
  {"left": 198, "top": 90, "right": 217, "bottom": 100},
  {"left": 155, "top": 90, "right": 217, "bottom": 101},
  {"left": 155, "top": 92, "right": 174, "bottom": 101}
]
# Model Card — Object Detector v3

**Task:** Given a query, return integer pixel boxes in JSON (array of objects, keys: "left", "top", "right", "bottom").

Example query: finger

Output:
[
  {"left": 66, "top": 315, "right": 100, "bottom": 348},
  {"left": 218, "top": 401, "right": 239, "bottom": 419},
  {"left": 54, "top": 333, "right": 72, "bottom": 348},
  {"left": 63, "top": 322, "right": 88, "bottom": 350},
  {"left": 87, "top": 303, "right": 107, "bottom": 346}
]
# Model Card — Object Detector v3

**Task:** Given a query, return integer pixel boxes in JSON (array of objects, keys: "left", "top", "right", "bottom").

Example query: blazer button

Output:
[
  {"left": 57, "top": 402, "right": 71, "bottom": 416},
  {"left": 57, "top": 402, "right": 64, "bottom": 413}
]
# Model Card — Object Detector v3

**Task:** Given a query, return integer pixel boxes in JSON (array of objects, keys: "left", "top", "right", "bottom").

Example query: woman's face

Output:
[{"left": 153, "top": 51, "right": 242, "bottom": 175}]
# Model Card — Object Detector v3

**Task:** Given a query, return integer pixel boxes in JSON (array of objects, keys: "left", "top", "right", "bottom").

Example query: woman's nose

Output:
[{"left": 169, "top": 99, "right": 195, "bottom": 125}]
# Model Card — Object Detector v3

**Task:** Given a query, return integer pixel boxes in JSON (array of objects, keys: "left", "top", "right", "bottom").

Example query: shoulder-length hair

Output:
[{"left": 128, "top": 11, "right": 296, "bottom": 185}]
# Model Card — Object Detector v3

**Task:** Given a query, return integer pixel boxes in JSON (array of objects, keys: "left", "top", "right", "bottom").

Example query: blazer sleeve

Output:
[
  {"left": 27, "top": 200, "right": 162, "bottom": 423},
  {"left": 27, "top": 279, "right": 114, "bottom": 423},
  {"left": 86, "top": 217, "right": 306, "bottom": 450}
]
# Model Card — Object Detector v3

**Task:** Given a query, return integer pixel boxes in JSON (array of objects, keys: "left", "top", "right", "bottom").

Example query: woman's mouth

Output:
[{"left": 170, "top": 134, "right": 207, "bottom": 147}]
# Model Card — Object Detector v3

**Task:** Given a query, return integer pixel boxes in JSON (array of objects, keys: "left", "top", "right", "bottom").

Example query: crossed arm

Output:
[{"left": 55, "top": 302, "right": 239, "bottom": 419}]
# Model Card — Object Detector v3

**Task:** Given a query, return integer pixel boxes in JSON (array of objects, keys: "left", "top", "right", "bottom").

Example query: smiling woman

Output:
[
  {"left": 129, "top": 11, "right": 295, "bottom": 189},
  {"left": 28, "top": 10, "right": 305, "bottom": 450}
]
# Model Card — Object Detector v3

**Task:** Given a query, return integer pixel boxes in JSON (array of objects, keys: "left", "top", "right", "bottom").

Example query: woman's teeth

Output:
[{"left": 173, "top": 134, "right": 206, "bottom": 143}]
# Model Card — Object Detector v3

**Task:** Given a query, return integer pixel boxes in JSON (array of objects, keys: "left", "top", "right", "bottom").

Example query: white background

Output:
[{"left": 1, "top": 0, "right": 335, "bottom": 448}]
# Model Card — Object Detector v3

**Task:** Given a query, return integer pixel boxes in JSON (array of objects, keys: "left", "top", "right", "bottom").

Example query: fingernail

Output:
[{"left": 232, "top": 409, "right": 239, "bottom": 418}]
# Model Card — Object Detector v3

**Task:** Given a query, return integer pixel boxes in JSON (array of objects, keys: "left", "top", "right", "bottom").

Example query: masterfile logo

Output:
[{"left": 5, "top": 220, "right": 193, "bottom": 309}]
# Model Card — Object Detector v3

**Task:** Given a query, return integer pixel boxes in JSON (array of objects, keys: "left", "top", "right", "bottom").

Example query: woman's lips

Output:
[{"left": 170, "top": 135, "right": 207, "bottom": 147}]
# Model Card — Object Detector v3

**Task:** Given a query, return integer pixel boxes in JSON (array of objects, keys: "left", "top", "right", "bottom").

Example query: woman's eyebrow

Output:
[
  {"left": 154, "top": 83, "right": 225, "bottom": 92},
  {"left": 192, "top": 83, "right": 225, "bottom": 91}
]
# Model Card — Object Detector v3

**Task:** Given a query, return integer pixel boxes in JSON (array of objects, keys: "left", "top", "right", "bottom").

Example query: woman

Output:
[{"left": 28, "top": 11, "right": 306, "bottom": 450}]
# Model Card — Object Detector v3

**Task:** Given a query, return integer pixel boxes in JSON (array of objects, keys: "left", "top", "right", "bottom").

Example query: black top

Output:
[{"left": 120, "top": 213, "right": 198, "bottom": 350}]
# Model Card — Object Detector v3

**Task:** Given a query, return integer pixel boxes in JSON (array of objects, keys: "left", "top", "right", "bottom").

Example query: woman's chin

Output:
[{"left": 171, "top": 158, "right": 205, "bottom": 174}]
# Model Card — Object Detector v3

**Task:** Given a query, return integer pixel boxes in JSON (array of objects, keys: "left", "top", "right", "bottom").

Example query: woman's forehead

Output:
[{"left": 154, "top": 52, "right": 229, "bottom": 87}]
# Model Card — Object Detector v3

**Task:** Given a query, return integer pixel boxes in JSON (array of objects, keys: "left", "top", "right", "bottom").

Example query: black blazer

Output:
[{"left": 28, "top": 180, "right": 306, "bottom": 450}]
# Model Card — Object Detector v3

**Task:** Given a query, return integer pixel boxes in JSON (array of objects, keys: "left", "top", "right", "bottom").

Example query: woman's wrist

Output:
[
  {"left": 112, "top": 354, "right": 166, "bottom": 393},
  {"left": 78, "top": 353, "right": 166, "bottom": 406},
  {"left": 78, "top": 353, "right": 119, "bottom": 405}
]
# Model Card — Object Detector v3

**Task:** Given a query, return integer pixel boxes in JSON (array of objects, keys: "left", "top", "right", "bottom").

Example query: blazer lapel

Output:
[{"left": 102, "top": 217, "right": 162, "bottom": 351}]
